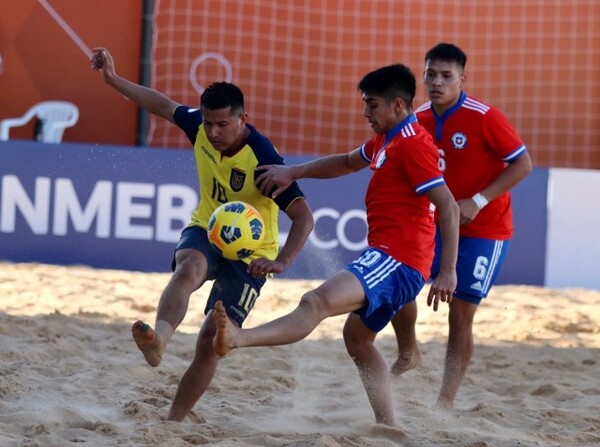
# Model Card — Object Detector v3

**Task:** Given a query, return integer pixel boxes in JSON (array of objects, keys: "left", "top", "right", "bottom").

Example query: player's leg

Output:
[
  {"left": 167, "top": 311, "right": 221, "bottom": 421},
  {"left": 133, "top": 227, "right": 211, "bottom": 367},
  {"left": 390, "top": 229, "right": 442, "bottom": 375},
  {"left": 437, "top": 297, "right": 477, "bottom": 409},
  {"left": 436, "top": 237, "right": 510, "bottom": 409},
  {"left": 344, "top": 250, "right": 424, "bottom": 425},
  {"left": 168, "top": 258, "right": 266, "bottom": 420},
  {"left": 343, "top": 313, "right": 394, "bottom": 425},
  {"left": 214, "top": 269, "right": 366, "bottom": 355},
  {"left": 389, "top": 301, "right": 422, "bottom": 375}
]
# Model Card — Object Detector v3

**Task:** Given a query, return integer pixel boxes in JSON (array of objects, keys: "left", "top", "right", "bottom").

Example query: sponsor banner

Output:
[
  {"left": 0, "top": 141, "right": 548, "bottom": 285},
  {"left": 0, "top": 141, "right": 196, "bottom": 271}
]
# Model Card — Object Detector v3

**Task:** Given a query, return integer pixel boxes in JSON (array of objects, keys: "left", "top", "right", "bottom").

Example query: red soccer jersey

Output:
[
  {"left": 416, "top": 93, "right": 527, "bottom": 239},
  {"left": 361, "top": 114, "right": 445, "bottom": 280}
]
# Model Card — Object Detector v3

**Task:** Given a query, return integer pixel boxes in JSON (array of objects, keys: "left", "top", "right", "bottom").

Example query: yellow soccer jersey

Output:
[{"left": 173, "top": 105, "right": 305, "bottom": 263}]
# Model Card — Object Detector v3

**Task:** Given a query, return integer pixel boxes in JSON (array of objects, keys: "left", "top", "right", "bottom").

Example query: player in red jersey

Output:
[
  {"left": 212, "top": 64, "right": 459, "bottom": 427},
  {"left": 390, "top": 43, "right": 533, "bottom": 410}
]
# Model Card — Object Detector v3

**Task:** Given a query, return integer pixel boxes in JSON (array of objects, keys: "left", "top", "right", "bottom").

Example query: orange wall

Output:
[
  {"left": 0, "top": 0, "right": 142, "bottom": 145},
  {"left": 2, "top": 1, "right": 598, "bottom": 169},
  {"left": 148, "top": 0, "right": 600, "bottom": 169}
]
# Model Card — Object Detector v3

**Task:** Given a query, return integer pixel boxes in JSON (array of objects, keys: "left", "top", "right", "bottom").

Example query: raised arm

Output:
[
  {"left": 90, "top": 47, "right": 178, "bottom": 123},
  {"left": 255, "top": 147, "right": 369, "bottom": 198}
]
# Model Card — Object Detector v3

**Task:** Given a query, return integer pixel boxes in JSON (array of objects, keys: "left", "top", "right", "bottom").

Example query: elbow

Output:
[
  {"left": 519, "top": 152, "right": 533, "bottom": 177},
  {"left": 524, "top": 158, "right": 533, "bottom": 176},
  {"left": 305, "top": 213, "right": 315, "bottom": 234}
]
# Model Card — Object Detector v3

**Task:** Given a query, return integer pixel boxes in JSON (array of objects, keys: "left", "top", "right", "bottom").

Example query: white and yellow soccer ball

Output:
[{"left": 207, "top": 201, "right": 265, "bottom": 260}]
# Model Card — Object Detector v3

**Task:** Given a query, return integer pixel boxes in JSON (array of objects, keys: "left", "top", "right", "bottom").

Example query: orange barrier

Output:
[
  {"left": 2, "top": 1, "right": 597, "bottom": 169},
  {"left": 149, "top": 0, "right": 600, "bottom": 169}
]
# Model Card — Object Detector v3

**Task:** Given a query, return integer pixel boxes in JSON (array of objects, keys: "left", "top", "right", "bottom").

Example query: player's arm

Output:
[
  {"left": 246, "top": 198, "right": 314, "bottom": 277},
  {"left": 423, "top": 184, "right": 459, "bottom": 311},
  {"left": 255, "top": 147, "right": 369, "bottom": 198},
  {"left": 460, "top": 151, "right": 532, "bottom": 225},
  {"left": 479, "top": 151, "right": 532, "bottom": 203},
  {"left": 90, "top": 47, "right": 178, "bottom": 123},
  {"left": 274, "top": 198, "right": 314, "bottom": 269}
]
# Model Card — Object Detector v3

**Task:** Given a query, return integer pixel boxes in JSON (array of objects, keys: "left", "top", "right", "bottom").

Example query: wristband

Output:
[{"left": 472, "top": 193, "right": 489, "bottom": 210}]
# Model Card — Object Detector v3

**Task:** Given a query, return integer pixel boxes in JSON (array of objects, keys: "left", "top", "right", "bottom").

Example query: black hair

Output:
[
  {"left": 357, "top": 64, "right": 416, "bottom": 109},
  {"left": 200, "top": 81, "right": 245, "bottom": 113},
  {"left": 425, "top": 43, "right": 467, "bottom": 71}
]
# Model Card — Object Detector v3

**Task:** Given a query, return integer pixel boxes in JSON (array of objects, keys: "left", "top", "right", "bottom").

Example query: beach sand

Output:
[{"left": 0, "top": 262, "right": 598, "bottom": 446}]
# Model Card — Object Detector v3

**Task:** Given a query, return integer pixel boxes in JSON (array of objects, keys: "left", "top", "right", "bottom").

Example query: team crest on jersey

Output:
[
  {"left": 230, "top": 168, "right": 246, "bottom": 191},
  {"left": 375, "top": 150, "right": 387, "bottom": 169},
  {"left": 451, "top": 132, "right": 467, "bottom": 149}
]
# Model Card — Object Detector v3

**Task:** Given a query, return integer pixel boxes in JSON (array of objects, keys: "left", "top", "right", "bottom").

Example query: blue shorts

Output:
[
  {"left": 431, "top": 228, "right": 511, "bottom": 305},
  {"left": 345, "top": 248, "right": 425, "bottom": 332},
  {"left": 173, "top": 226, "right": 267, "bottom": 327}
]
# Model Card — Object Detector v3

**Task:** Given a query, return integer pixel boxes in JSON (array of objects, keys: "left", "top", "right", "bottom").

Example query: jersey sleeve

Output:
[
  {"left": 360, "top": 138, "right": 377, "bottom": 162},
  {"left": 248, "top": 131, "right": 306, "bottom": 211},
  {"left": 173, "top": 106, "right": 202, "bottom": 145},
  {"left": 483, "top": 107, "right": 527, "bottom": 162},
  {"left": 402, "top": 138, "right": 445, "bottom": 195}
]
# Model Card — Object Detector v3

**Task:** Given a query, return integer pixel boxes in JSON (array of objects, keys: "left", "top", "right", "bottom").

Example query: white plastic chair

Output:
[{"left": 0, "top": 101, "right": 79, "bottom": 143}]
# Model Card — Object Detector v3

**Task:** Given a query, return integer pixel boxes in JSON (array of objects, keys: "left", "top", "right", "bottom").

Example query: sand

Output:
[{"left": 0, "top": 262, "right": 598, "bottom": 447}]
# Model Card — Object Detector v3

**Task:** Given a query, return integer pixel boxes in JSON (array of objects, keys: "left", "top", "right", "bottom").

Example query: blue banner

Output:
[{"left": 0, "top": 141, "right": 547, "bottom": 285}]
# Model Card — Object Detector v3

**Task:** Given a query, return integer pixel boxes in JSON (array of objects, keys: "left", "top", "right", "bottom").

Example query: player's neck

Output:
[
  {"left": 221, "top": 126, "right": 250, "bottom": 158},
  {"left": 431, "top": 94, "right": 461, "bottom": 116}
]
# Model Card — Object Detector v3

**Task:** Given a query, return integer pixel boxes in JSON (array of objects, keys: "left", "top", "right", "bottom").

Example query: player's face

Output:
[
  {"left": 362, "top": 93, "right": 400, "bottom": 134},
  {"left": 202, "top": 107, "right": 248, "bottom": 152},
  {"left": 423, "top": 60, "right": 465, "bottom": 114}
]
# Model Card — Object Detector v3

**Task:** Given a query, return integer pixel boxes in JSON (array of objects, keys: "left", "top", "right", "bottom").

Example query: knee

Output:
[
  {"left": 448, "top": 300, "right": 477, "bottom": 328},
  {"left": 343, "top": 322, "right": 370, "bottom": 358},
  {"left": 172, "top": 259, "right": 204, "bottom": 289},
  {"left": 297, "top": 289, "right": 326, "bottom": 318}
]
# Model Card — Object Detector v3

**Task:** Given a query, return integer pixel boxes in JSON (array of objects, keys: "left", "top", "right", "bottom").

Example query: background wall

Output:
[
  {"left": 545, "top": 169, "right": 600, "bottom": 289},
  {"left": 1, "top": 1, "right": 598, "bottom": 288},
  {"left": 1, "top": 1, "right": 599, "bottom": 168},
  {"left": 1, "top": 141, "right": 597, "bottom": 290},
  {"left": 148, "top": 0, "right": 600, "bottom": 169},
  {"left": 0, "top": 0, "right": 143, "bottom": 145}
]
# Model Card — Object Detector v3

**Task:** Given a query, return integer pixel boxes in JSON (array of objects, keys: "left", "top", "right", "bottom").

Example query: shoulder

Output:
[
  {"left": 461, "top": 96, "right": 492, "bottom": 115},
  {"left": 464, "top": 96, "right": 516, "bottom": 130},
  {"left": 245, "top": 124, "right": 284, "bottom": 165},
  {"left": 173, "top": 105, "right": 202, "bottom": 123},
  {"left": 389, "top": 122, "right": 436, "bottom": 158},
  {"left": 173, "top": 106, "right": 202, "bottom": 144},
  {"left": 415, "top": 101, "right": 432, "bottom": 114}
]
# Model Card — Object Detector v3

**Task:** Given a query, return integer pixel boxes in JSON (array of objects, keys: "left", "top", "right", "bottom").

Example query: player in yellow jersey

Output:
[{"left": 91, "top": 48, "right": 314, "bottom": 421}]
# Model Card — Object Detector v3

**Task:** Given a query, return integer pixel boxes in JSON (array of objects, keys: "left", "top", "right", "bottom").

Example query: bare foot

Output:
[
  {"left": 434, "top": 397, "right": 454, "bottom": 412},
  {"left": 132, "top": 320, "right": 164, "bottom": 367},
  {"left": 390, "top": 350, "right": 422, "bottom": 376},
  {"left": 213, "top": 301, "right": 237, "bottom": 356},
  {"left": 370, "top": 423, "right": 409, "bottom": 444}
]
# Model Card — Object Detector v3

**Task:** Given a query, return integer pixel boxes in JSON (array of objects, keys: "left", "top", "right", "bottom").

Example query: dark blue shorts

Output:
[
  {"left": 431, "top": 228, "right": 511, "bottom": 305},
  {"left": 174, "top": 226, "right": 267, "bottom": 327},
  {"left": 345, "top": 248, "right": 425, "bottom": 332}
]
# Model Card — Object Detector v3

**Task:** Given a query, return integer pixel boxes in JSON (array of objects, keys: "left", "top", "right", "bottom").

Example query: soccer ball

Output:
[{"left": 207, "top": 201, "right": 265, "bottom": 260}]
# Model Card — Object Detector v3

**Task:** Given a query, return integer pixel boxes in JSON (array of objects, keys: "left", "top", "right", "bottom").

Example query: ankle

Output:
[{"left": 155, "top": 320, "right": 175, "bottom": 349}]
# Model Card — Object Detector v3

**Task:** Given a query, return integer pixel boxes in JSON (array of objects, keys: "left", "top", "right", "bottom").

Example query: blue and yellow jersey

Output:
[{"left": 173, "top": 105, "right": 305, "bottom": 262}]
